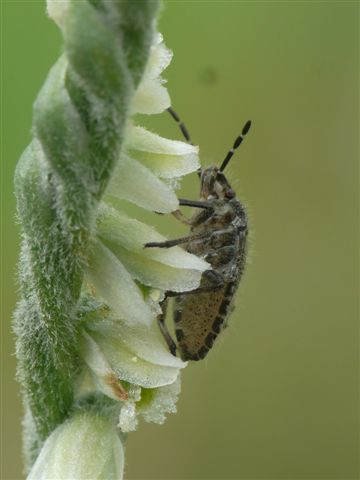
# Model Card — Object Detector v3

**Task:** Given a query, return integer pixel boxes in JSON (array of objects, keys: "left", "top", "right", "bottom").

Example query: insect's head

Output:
[
  {"left": 200, "top": 167, "right": 235, "bottom": 200},
  {"left": 199, "top": 120, "right": 252, "bottom": 201}
]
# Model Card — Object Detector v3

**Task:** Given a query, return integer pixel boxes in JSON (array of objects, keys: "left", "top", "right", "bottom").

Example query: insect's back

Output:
[{"left": 174, "top": 199, "right": 248, "bottom": 361}]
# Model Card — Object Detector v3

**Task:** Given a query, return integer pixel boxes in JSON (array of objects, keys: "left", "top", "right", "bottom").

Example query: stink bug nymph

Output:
[{"left": 145, "top": 108, "right": 251, "bottom": 361}]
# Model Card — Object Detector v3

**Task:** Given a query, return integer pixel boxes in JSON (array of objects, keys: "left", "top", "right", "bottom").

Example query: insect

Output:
[{"left": 145, "top": 108, "right": 251, "bottom": 361}]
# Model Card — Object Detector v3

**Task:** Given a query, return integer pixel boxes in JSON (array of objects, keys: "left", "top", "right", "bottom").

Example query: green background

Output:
[{"left": 2, "top": 1, "right": 358, "bottom": 479}]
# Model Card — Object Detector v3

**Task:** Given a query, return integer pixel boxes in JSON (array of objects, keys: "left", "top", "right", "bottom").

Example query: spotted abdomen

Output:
[{"left": 174, "top": 281, "right": 236, "bottom": 361}]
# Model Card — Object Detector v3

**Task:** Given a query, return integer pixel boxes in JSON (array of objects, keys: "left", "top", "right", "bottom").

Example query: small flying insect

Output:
[{"left": 145, "top": 108, "right": 251, "bottom": 361}]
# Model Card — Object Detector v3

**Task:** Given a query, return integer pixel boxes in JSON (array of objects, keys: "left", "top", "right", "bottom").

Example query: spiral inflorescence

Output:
[{"left": 14, "top": 0, "right": 159, "bottom": 459}]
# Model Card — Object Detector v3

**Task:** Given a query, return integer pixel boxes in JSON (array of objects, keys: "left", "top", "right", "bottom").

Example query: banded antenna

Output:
[
  {"left": 167, "top": 107, "right": 193, "bottom": 144},
  {"left": 219, "top": 120, "right": 252, "bottom": 172}
]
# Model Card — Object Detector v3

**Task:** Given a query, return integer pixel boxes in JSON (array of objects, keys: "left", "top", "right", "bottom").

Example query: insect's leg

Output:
[
  {"left": 167, "top": 107, "right": 192, "bottom": 144},
  {"left": 144, "top": 232, "right": 209, "bottom": 249},
  {"left": 166, "top": 270, "right": 224, "bottom": 296},
  {"left": 172, "top": 200, "right": 213, "bottom": 225},
  {"left": 157, "top": 297, "right": 177, "bottom": 357},
  {"left": 178, "top": 199, "right": 213, "bottom": 209},
  {"left": 172, "top": 210, "right": 192, "bottom": 225}
]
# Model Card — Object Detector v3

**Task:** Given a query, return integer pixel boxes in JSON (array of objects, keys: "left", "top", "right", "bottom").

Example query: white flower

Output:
[
  {"left": 118, "top": 378, "right": 181, "bottom": 432},
  {"left": 28, "top": 412, "right": 124, "bottom": 480},
  {"left": 80, "top": 33, "right": 207, "bottom": 430},
  {"left": 47, "top": 0, "right": 70, "bottom": 29},
  {"left": 131, "top": 33, "right": 173, "bottom": 115}
]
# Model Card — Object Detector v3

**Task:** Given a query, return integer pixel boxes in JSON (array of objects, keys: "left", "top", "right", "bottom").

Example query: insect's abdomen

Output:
[
  {"left": 174, "top": 281, "right": 236, "bottom": 361},
  {"left": 174, "top": 225, "right": 248, "bottom": 361}
]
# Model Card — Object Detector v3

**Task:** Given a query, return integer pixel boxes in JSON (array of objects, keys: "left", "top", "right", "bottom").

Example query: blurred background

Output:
[{"left": 2, "top": 1, "right": 358, "bottom": 479}]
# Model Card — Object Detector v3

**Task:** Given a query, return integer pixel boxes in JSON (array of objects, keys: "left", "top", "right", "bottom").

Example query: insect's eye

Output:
[{"left": 225, "top": 189, "right": 235, "bottom": 198}]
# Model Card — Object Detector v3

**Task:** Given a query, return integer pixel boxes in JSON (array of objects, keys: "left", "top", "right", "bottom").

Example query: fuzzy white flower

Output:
[
  {"left": 28, "top": 412, "right": 124, "bottom": 480},
  {"left": 80, "top": 33, "right": 207, "bottom": 430},
  {"left": 131, "top": 33, "right": 172, "bottom": 114},
  {"left": 118, "top": 378, "right": 181, "bottom": 432},
  {"left": 47, "top": 0, "right": 70, "bottom": 29}
]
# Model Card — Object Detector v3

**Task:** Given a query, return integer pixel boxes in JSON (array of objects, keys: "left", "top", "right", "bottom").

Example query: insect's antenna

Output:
[
  {"left": 219, "top": 120, "right": 252, "bottom": 172},
  {"left": 167, "top": 107, "right": 193, "bottom": 145},
  {"left": 167, "top": 106, "right": 202, "bottom": 177}
]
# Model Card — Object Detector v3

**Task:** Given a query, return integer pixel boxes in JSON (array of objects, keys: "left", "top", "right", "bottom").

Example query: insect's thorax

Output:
[{"left": 189, "top": 197, "right": 247, "bottom": 256}]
